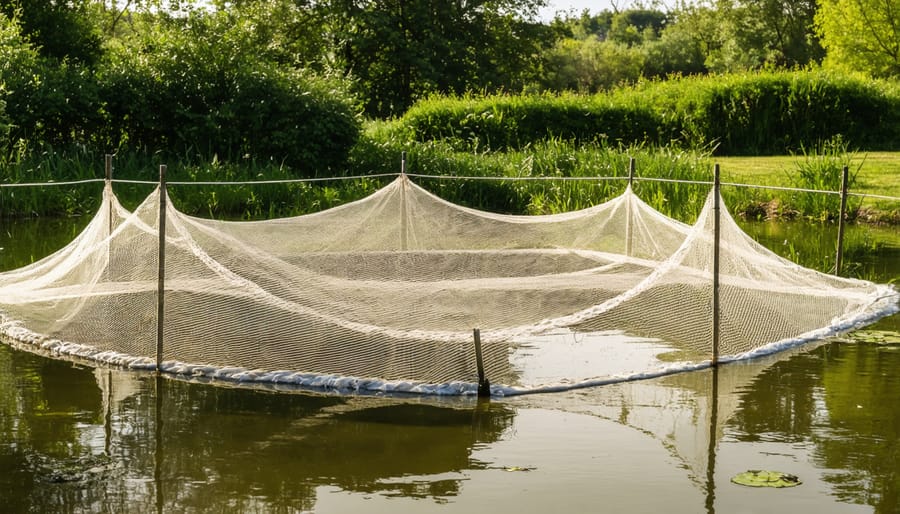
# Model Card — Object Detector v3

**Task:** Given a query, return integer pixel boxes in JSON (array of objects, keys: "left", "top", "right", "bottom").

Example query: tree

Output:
[
  {"left": 816, "top": 0, "right": 900, "bottom": 77},
  {"left": 540, "top": 36, "right": 644, "bottom": 92},
  {"left": 0, "top": 0, "right": 102, "bottom": 64},
  {"left": 322, "top": 0, "right": 551, "bottom": 117}
]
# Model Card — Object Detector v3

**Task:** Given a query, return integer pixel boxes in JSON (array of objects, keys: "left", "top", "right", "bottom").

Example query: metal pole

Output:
[
  {"left": 156, "top": 165, "right": 167, "bottom": 373},
  {"left": 473, "top": 329, "right": 490, "bottom": 397},
  {"left": 712, "top": 164, "right": 721, "bottom": 366},
  {"left": 835, "top": 165, "right": 849, "bottom": 276},
  {"left": 401, "top": 151, "right": 407, "bottom": 175}
]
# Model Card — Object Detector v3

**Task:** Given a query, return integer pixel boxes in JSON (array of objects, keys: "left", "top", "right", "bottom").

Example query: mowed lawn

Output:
[{"left": 714, "top": 152, "right": 900, "bottom": 211}]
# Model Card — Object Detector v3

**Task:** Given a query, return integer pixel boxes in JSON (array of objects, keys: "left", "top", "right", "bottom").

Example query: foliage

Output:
[
  {"left": 399, "top": 92, "right": 667, "bottom": 152},
  {"left": 540, "top": 37, "right": 645, "bottom": 92},
  {"left": 322, "top": 0, "right": 553, "bottom": 117},
  {"left": 786, "top": 136, "right": 862, "bottom": 221},
  {"left": 0, "top": 10, "right": 362, "bottom": 175},
  {"left": 398, "top": 71, "right": 900, "bottom": 156},
  {"left": 0, "top": 0, "right": 102, "bottom": 65},
  {"left": 816, "top": 0, "right": 900, "bottom": 77}
]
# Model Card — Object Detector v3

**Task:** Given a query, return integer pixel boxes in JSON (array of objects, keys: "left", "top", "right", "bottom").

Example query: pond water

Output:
[{"left": 0, "top": 216, "right": 898, "bottom": 513}]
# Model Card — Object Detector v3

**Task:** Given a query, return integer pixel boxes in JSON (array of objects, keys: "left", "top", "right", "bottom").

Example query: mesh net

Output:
[{"left": 0, "top": 176, "right": 896, "bottom": 394}]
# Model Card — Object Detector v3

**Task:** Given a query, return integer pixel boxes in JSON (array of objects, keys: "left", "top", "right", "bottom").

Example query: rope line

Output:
[
  {"left": 1, "top": 173, "right": 898, "bottom": 202},
  {"left": 0, "top": 178, "right": 106, "bottom": 188}
]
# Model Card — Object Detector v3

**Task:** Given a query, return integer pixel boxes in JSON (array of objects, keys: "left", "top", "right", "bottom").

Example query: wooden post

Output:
[
  {"left": 399, "top": 153, "right": 408, "bottom": 251},
  {"left": 628, "top": 156, "right": 635, "bottom": 188},
  {"left": 625, "top": 157, "right": 635, "bottom": 257},
  {"left": 473, "top": 329, "right": 491, "bottom": 397},
  {"left": 711, "top": 164, "right": 721, "bottom": 366},
  {"left": 156, "top": 165, "right": 167, "bottom": 373},
  {"left": 835, "top": 165, "right": 849, "bottom": 276},
  {"left": 105, "top": 155, "right": 114, "bottom": 278},
  {"left": 105, "top": 154, "right": 113, "bottom": 183}
]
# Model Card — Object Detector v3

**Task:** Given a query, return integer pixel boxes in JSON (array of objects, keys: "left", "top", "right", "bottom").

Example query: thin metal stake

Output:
[
  {"left": 835, "top": 165, "right": 849, "bottom": 276},
  {"left": 712, "top": 164, "right": 721, "bottom": 366},
  {"left": 156, "top": 165, "right": 167, "bottom": 373},
  {"left": 473, "top": 329, "right": 490, "bottom": 397}
]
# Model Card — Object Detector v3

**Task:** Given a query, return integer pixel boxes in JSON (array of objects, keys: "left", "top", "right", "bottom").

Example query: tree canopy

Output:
[{"left": 816, "top": 0, "right": 900, "bottom": 77}]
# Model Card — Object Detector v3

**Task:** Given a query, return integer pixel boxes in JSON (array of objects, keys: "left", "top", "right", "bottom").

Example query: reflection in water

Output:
[
  {"left": 1, "top": 215, "right": 899, "bottom": 512},
  {"left": 0, "top": 344, "right": 514, "bottom": 512},
  {"left": 4, "top": 330, "right": 900, "bottom": 512}
]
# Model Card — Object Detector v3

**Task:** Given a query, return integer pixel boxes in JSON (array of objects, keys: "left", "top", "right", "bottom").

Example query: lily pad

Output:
[
  {"left": 731, "top": 470, "right": 801, "bottom": 488},
  {"left": 848, "top": 330, "right": 900, "bottom": 345},
  {"left": 503, "top": 466, "right": 535, "bottom": 472}
]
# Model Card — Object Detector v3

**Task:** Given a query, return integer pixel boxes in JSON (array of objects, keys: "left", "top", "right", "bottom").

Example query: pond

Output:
[{"left": 0, "top": 216, "right": 898, "bottom": 513}]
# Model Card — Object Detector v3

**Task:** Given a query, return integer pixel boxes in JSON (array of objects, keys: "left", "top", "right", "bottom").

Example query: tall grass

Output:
[{"left": 784, "top": 136, "right": 862, "bottom": 221}]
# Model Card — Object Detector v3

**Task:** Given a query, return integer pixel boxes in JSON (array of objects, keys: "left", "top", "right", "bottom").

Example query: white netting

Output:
[{"left": 0, "top": 176, "right": 896, "bottom": 394}]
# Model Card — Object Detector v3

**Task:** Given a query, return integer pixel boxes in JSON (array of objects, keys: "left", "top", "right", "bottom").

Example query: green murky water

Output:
[{"left": 0, "top": 216, "right": 898, "bottom": 513}]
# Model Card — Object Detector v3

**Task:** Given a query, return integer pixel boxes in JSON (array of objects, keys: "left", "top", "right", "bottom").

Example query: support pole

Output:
[
  {"left": 628, "top": 156, "right": 635, "bottom": 189},
  {"left": 156, "top": 165, "right": 167, "bottom": 373},
  {"left": 712, "top": 164, "right": 721, "bottom": 366},
  {"left": 399, "top": 153, "right": 408, "bottom": 251},
  {"left": 625, "top": 157, "right": 635, "bottom": 257},
  {"left": 105, "top": 154, "right": 114, "bottom": 234},
  {"left": 105, "top": 154, "right": 113, "bottom": 183},
  {"left": 473, "top": 329, "right": 491, "bottom": 397},
  {"left": 835, "top": 165, "right": 849, "bottom": 276},
  {"left": 105, "top": 155, "right": 114, "bottom": 278}
]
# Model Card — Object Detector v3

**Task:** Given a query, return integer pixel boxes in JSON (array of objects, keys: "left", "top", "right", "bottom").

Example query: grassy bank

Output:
[
  {"left": 716, "top": 151, "right": 900, "bottom": 222},
  {"left": 1, "top": 140, "right": 898, "bottom": 224}
]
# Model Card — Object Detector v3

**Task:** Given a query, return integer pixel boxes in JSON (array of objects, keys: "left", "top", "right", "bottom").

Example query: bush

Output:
[
  {"left": 96, "top": 14, "right": 361, "bottom": 175},
  {"left": 401, "top": 93, "right": 665, "bottom": 152},
  {"left": 0, "top": 12, "right": 362, "bottom": 176},
  {"left": 398, "top": 71, "right": 900, "bottom": 156}
]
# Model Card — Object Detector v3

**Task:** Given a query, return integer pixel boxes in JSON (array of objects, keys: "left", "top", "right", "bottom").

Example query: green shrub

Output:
[
  {"left": 399, "top": 71, "right": 900, "bottom": 156},
  {"left": 95, "top": 14, "right": 361, "bottom": 175},
  {"left": 401, "top": 93, "right": 666, "bottom": 152}
]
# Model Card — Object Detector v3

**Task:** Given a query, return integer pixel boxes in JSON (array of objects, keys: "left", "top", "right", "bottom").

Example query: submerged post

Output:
[
  {"left": 705, "top": 364, "right": 720, "bottom": 513},
  {"left": 472, "top": 329, "right": 491, "bottom": 397},
  {"left": 835, "top": 165, "right": 849, "bottom": 276},
  {"left": 156, "top": 165, "right": 167, "bottom": 373},
  {"left": 712, "top": 164, "right": 721, "bottom": 366}
]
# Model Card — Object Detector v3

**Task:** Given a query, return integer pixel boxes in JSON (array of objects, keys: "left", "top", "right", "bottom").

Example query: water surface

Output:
[{"left": 0, "top": 215, "right": 898, "bottom": 513}]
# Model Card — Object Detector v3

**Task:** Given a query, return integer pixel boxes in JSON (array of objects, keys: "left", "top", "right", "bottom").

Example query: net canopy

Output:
[{"left": 0, "top": 176, "right": 896, "bottom": 395}]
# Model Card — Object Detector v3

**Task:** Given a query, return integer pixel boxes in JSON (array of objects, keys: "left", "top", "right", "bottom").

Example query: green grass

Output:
[{"left": 715, "top": 151, "right": 900, "bottom": 221}]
